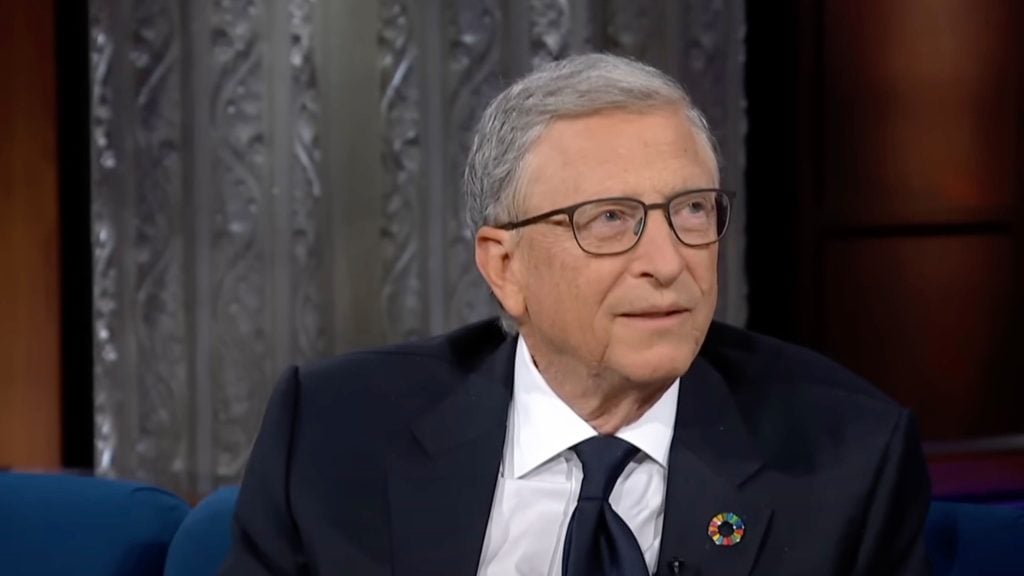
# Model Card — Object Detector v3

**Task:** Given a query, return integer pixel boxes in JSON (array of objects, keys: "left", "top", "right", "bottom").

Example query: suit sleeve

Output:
[
  {"left": 850, "top": 410, "right": 932, "bottom": 576},
  {"left": 221, "top": 366, "right": 309, "bottom": 575}
]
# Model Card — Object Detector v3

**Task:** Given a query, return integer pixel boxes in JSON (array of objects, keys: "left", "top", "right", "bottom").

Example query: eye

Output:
[
  {"left": 683, "top": 199, "right": 709, "bottom": 214},
  {"left": 599, "top": 209, "right": 628, "bottom": 222},
  {"left": 574, "top": 200, "right": 642, "bottom": 232},
  {"left": 672, "top": 194, "right": 716, "bottom": 218}
]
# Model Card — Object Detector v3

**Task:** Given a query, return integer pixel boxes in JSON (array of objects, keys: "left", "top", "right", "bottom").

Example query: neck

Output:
[
  {"left": 563, "top": 379, "right": 672, "bottom": 435},
  {"left": 526, "top": 346, "right": 673, "bottom": 436}
]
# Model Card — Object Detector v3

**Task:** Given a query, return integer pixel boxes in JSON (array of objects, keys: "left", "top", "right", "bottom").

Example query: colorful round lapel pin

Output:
[{"left": 708, "top": 512, "right": 745, "bottom": 547}]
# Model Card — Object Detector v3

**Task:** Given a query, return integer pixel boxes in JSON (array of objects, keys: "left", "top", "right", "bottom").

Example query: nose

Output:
[{"left": 629, "top": 210, "right": 687, "bottom": 285}]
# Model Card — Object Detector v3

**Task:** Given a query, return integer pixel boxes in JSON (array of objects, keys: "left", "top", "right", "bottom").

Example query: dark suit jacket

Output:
[{"left": 222, "top": 319, "right": 931, "bottom": 576}]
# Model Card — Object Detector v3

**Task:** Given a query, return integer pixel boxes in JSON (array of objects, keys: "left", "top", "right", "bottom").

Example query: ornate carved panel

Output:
[
  {"left": 207, "top": 0, "right": 273, "bottom": 483},
  {"left": 605, "top": 0, "right": 665, "bottom": 65},
  {"left": 379, "top": 0, "right": 426, "bottom": 340},
  {"left": 444, "top": 0, "right": 503, "bottom": 329},
  {"left": 678, "top": 0, "right": 728, "bottom": 152},
  {"left": 89, "top": 1, "right": 121, "bottom": 478},
  {"left": 89, "top": 0, "right": 746, "bottom": 493},
  {"left": 128, "top": 0, "right": 189, "bottom": 490},
  {"left": 676, "top": 0, "right": 747, "bottom": 324},
  {"left": 530, "top": 0, "right": 570, "bottom": 67},
  {"left": 288, "top": 0, "right": 327, "bottom": 359}
]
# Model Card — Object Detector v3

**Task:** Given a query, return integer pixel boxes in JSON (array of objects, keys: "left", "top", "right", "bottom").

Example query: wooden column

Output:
[{"left": 0, "top": 0, "right": 61, "bottom": 469}]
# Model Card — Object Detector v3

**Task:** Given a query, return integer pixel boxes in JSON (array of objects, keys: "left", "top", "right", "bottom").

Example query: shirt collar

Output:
[{"left": 509, "top": 335, "right": 679, "bottom": 479}]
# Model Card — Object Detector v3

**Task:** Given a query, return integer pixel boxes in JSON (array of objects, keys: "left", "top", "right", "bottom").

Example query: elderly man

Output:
[{"left": 223, "top": 54, "right": 931, "bottom": 575}]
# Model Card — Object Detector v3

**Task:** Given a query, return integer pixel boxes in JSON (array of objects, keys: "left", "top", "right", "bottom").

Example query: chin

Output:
[{"left": 616, "top": 343, "right": 698, "bottom": 385}]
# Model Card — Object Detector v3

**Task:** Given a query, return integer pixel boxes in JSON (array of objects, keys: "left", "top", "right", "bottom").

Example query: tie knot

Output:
[{"left": 572, "top": 436, "right": 639, "bottom": 501}]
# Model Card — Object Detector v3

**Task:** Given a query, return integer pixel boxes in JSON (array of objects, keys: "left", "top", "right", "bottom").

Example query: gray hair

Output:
[{"left": 463, "top": 53, "right": 719, "bottom": 333}]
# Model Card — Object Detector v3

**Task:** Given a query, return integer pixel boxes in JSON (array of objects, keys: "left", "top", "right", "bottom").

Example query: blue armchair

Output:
[
  {"left": 0, "top": 472, "right": 189, "bottom": 576},
  {"left": 162, "top": 490, "right": 1024, "bottom": 576},
  {"left": 926, "top": 500, "right": 1024, "bottom": 576},
  {"left": 164, "top": 486, "right": 240, "bottom": 576}
]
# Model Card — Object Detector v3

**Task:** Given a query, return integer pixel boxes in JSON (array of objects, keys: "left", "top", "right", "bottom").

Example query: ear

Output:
[{"left": 475, "top": 226, "right": 526, "bottom": 319}]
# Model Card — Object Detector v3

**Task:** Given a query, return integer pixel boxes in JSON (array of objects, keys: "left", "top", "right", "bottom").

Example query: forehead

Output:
[{"left": 520, "top": 106, "right": 717, "bottom": 209}]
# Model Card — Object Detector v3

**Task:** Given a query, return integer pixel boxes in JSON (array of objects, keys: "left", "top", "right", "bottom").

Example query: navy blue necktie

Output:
[{"left": 562, "top": 436, "right": 650, "bottom": 576}]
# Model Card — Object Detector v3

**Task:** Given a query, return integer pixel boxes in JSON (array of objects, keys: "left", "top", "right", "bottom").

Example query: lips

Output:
[{"left": 620, "top": 308, "right": 688, "bottom": 318}]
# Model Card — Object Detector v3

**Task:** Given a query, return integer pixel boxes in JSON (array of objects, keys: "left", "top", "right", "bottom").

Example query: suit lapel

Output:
[
  {"left": 387, "top": 332, "right": 773, "bottom": 575},
  {"left": 657, "top": 357, "right": 773, "bottom": 576},
  {"left": 388, "top": 337, "right": 515, "bottom": 576}
]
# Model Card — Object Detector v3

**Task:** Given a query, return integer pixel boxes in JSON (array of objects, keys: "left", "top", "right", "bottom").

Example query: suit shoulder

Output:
[
  {"left": 702, "top": 323, "right": 911, "bottom": 472},
  {"left": 702, "top": 321, "right": 903, "bottom": 418},
  {"left": 273, "top": 319, "right": 510, "bottom": 467},
  {"left": 293, "top": 317, "right": 509, "bottom": 402}
]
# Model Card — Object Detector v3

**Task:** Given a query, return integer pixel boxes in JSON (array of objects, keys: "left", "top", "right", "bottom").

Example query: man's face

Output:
[{"left": 508, "top": 106, "right": 719, "bottom": 386}]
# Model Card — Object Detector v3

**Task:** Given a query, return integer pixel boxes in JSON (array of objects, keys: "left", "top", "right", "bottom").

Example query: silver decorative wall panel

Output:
[{"left": 90, "top": 0, "right": 746, "bottom": 493}]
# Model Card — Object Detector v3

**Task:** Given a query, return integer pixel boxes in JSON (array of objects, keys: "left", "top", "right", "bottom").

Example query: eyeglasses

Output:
[{"left": 494, "top": 189, "right": 734, "bottom": 256}]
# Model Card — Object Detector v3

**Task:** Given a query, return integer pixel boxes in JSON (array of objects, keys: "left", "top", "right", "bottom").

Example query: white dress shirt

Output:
[{"left": 477, "top": 336, "right": 679, "bottom": 576}]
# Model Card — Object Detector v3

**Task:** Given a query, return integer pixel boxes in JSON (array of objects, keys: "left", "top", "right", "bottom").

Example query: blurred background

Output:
[{"left": 0, "top": 0, "right": 1020, "bottom": 502}]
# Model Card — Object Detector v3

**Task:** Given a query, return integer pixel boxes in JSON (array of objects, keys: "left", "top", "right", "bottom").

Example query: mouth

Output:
[{"left": 620, "top": 308, "right": 689, "bottom": 320}]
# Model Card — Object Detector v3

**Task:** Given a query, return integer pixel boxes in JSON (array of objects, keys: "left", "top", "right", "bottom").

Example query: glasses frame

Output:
[{"left": 494, "top": 188, "right": 735, "bottom": 256}]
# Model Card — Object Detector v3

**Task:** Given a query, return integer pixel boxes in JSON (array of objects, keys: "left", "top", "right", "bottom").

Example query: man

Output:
[{"left": 223, "top": 54, "right": 931, "bottom": 575}]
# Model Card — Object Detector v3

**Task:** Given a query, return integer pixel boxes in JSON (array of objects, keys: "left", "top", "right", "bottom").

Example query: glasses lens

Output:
[
  {"left": 669, "top": 190, "right": 730, "bottom": 245},
  {"left": 572, "top": 199, "right": 645, "bottom": 254}
]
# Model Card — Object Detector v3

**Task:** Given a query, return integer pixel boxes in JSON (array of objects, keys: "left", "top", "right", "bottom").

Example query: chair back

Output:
[
  {"left": 164, "top": 486, "right": 240, "bottom": 576},
  {"left": 926, "top": 501, "right": 1024, "bottom": 576},
  {"left": 0, "top": 472, "right": 189, "bottom": 576}
]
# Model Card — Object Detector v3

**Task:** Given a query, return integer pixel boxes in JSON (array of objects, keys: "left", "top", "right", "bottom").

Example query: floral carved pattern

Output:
[
  {"left": 379, "top": 0, "right": 425, "bottom": 340},
  {"left": 129, "top": 0, "right": 188, "bottom": 492},
  {"left": 89, "top": 1, "right": 121, "bottom": 478},
  {"left": 529, "top": 0, "right": 570, "bottom": 68},
  {"left": 85, "top": 0, "right": 746, "bottom": 493},
  {"left": 680, "top": 0, "right": 728, "bottom": 146},
  {"left": 209, "top": 0, "right": 272, "bottom": 483},
  {"left": 605, "top": 0, "right": 663, "bottom": 62},
  {"left": 444, "top": 0, "right": 502, "bottom": 328},
  {"left": 289, "top": 0, "right": 327, "bottom": 360}
]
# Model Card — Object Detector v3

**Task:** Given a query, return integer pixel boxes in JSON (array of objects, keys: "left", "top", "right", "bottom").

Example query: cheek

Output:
[
  {"left": 692, "top": 251, "right": 719, "bottom": 325},
  {"left": 525, "top": 250, "right": 619, "bottom": 327},
  {"left": 689, "top": 248, "right": 719, "bottom": 293}
]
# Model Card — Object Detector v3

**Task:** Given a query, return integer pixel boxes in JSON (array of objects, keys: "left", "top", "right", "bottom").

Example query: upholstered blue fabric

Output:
[
  {"left": 0, "top": 472, "right": 189, "bottom": 576},
  {"left": 926, "top": 501, "right": 1024, "bottom": 576},
  {"left": 164, "top": 486, "right": 240, "bottom": 576},
  {"left": 164, "top": 489, "right": 1024, "bottom": 575}
]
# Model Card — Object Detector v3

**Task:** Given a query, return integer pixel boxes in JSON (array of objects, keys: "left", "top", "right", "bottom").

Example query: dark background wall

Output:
[{"left": 748, "top": 0, "right": 1023, "bottom": 446}]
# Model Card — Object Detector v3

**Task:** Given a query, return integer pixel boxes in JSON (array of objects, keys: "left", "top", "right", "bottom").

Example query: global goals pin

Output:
[{"left": 708, "top": 512, "right": 745, "bottom": 547}]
